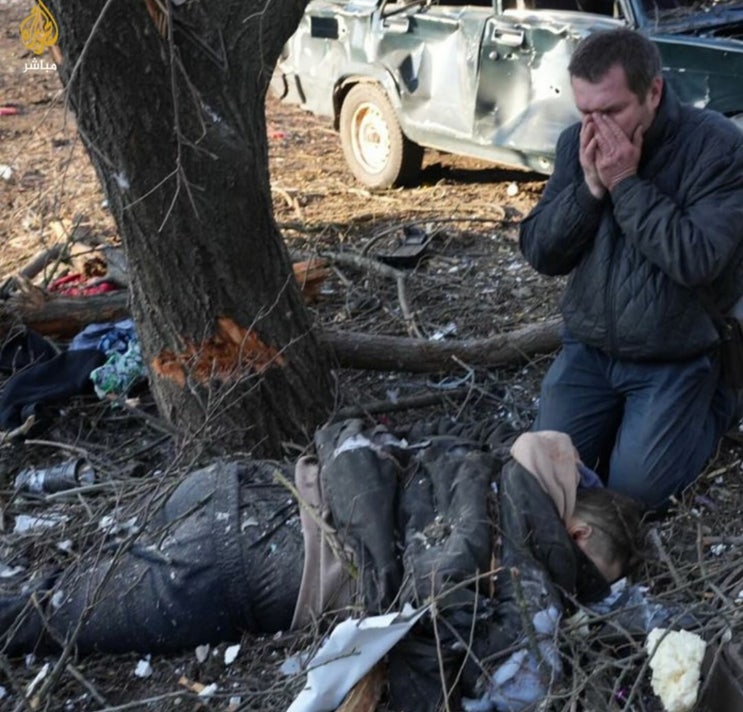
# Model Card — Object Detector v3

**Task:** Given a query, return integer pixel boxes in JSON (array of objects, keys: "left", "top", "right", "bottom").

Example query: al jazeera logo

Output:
[{"left": 19, "top": 0, "right": 59, "bottom": 73}]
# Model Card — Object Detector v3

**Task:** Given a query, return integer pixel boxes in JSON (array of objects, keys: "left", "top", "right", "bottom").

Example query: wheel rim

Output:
[{"left": 350, "top": 100, "right": 391, "bottom": 175}]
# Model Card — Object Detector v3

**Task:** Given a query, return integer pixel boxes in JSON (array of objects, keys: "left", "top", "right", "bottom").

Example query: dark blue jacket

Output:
[{"left": 520, "top": 86, "right": 743, "bottom": 360}]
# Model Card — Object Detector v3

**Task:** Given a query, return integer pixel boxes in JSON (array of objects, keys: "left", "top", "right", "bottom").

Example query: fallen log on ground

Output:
[
  {"left": 6, "top": 289, "right": 130, "bottom": 339},
  {"left": 2, "top": 289, "right": 562, "bottom": 371},
  {"left": 320, "top": 316, "right": 562, "bottom": 372}
]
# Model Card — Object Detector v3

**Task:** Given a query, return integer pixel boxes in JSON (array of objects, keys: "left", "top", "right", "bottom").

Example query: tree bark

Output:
[{"left": 47, "top": 0, "right": 332, "bottom": 456}]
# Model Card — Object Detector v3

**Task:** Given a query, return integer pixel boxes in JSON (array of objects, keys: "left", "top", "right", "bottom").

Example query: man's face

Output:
[{"left": 571, "top": 63, "right": 663, "bottom": 140}]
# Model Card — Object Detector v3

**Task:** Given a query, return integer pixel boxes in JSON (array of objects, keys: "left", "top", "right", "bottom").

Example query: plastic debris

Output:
[
  {"left": 506, "top": 182, "right": 519, "bottom": 197},
  {"left": 13, "top": 514, "right": 68, "bottom": 533},
  {"left": 0, "top": 164, "right": 13, "bottom": 180},
  {"left": 0, "top": 564, "right": 24, "bottom": 578},
  {"left": 51, "top": 590, "right": 64, "bottom": 609},
  {"left": 26, "top": 662, "right": 50, "bottom": 696},
  {"left": 134, "top": 658, "right": 153, "bottom": 678},
  {"left": 286, "top": 604, "right": 426, "bottom": 712},
  {"left": 98, "top": 515, "right": 139, "bottom": 537},
  {"left": 224, "top": 644, "right": 240, "bottom": 665},
  {"left": 195, "top": 644, "right": 210, "bottom": 663},
  {"left": 463, "top": 606, "right": 562, "bottom": 712},
  {"left": 429, "top": 322, "right": 458, "bottom": 341},
  {"left": 198, "top": 683, "right": 218, "bottom": 697}
]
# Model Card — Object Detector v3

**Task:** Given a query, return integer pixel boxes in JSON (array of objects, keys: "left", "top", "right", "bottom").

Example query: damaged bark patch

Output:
[{"left": 151, "top": 317, "right": 286, "bottom": 387}]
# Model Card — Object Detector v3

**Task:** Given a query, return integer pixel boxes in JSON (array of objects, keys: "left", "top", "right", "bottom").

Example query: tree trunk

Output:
[{"left": 48, "top": 0, "right": 332, "bottom": 456}]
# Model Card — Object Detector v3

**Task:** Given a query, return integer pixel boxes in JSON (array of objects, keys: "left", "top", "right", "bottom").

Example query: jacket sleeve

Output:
[
  {"left": 612, "top": 137, "right": 743, "bottom": 288},
  {"left": 519, "top": 127, "right": 606, "bottom": 276}
]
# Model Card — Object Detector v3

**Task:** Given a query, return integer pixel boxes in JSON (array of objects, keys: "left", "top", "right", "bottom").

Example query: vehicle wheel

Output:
[{"left": 339, "top": 83, "right": 424, "bottom": 189}]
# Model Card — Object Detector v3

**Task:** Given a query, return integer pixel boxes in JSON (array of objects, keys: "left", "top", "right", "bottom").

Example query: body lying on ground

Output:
[{"left": 0, "top": 421, "right": 643, "bottom": 710}]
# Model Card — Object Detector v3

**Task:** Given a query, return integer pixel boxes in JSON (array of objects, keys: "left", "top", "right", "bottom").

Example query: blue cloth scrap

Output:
[
  {"left": 577, "top": 462, "right": 604, "bottom": 489},
  {"left": 69, "top": 319, "right": 136, "bottom": 353}
]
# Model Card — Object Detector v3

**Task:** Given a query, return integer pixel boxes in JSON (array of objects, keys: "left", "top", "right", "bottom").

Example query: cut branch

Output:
[{"left": 320, "top": 316, "right": 562, "bottom": 372}]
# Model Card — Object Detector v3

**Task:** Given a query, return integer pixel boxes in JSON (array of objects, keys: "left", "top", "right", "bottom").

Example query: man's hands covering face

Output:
[{"left": 580, "top": 113, "right": 643, "bottom": 198}]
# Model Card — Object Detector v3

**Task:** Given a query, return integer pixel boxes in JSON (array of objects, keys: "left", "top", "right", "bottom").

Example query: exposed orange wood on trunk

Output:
[{"left": 151, "top": 317, "right": 285, "bottom": 387}]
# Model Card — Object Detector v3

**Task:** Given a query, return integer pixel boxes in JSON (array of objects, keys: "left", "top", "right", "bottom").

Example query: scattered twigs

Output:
[
  {"left": 65, "top": 663, "right": 110, "bottom": 707},
  {"left": 396, "top": 274, "right": 422, "bottom": 338},
  {"left": 648, "top": 527, "right": 686, "bottom": 591},
  {"left": 702, "top": 535, "right": 743, "bottom": 546},
  {"left": 317, "top": 250, "right": 404, "bottom": 280},
  {"left": 331, "top": 387, "right": 470, "bottom": 420},
  {"left": 22, "top": 438, "right": 91, "bottom": 458}
]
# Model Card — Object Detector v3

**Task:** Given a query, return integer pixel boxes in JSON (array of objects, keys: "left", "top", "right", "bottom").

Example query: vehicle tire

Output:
[{"left": 339, "top": 83, "right": 424, "bottom": 189}]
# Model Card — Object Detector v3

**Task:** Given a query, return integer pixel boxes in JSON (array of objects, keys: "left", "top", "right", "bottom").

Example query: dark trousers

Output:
[{"left": 534, "top": 337, "right": 739, "bottom": 508}]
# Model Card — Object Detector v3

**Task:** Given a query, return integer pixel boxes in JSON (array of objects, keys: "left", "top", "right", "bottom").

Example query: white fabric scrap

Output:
[
  {"left": 646, "top": 628, "right": 706, "bottom": 712},
  {"left": 287, "top": 604, "right": 427, "bottom": 712},
  {"left": 333, "top": 432, "right": 408, "bottom": 458}
]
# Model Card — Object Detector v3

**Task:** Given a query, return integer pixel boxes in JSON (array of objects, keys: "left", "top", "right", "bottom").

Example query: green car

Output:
[{"left": 271, "top": 0, "right": 743, "bottom": 188}]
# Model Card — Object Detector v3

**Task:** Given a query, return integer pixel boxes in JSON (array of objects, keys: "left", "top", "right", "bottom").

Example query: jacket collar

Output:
[{"left": 641, "top": 82, "right": 680, "bottom": 166}]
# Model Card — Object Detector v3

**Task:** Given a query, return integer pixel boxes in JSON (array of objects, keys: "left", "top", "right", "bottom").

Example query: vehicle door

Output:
[
  {"left": 475, "top": 1, "right": 620, "bottom": 170},
  {"left": 373, "top": 0, "right": 494, "bottom": 143}
]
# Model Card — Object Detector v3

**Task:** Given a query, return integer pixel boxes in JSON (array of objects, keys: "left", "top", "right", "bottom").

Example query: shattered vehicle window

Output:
[{"left": 641, "top": 0, "right": 743, "bottom": 19}]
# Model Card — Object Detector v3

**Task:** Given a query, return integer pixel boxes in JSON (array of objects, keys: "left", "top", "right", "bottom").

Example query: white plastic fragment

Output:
[
  {"left": 224, "top": 644, "right": 240, "bottom": 665},
  {"left": 286, "top": 604, "right": 427, "bottom": 712},
  {"left": 98, "top": 515, "right": 139, "bottom": 536},
  {"left": 646, "top": 628, "right": 706, "bottom": 712},
  {"left": 195, "top": 644, "right": 210, "bottom": 663},
  {"left": 198, "top": 683, "right": 218, "bottom": 697},
  {"left": 506, "top": 181, "right": 519, "bottom": 197},
  {"left": 26, "top": 662, "right": 50, "bottom": 696},
  {"left": 134, "top": 658, "right": 153, "bottom": 678},
  {"left": 51, "top": 590, "right": 64, "bottom": 609},
  {"left": 14, "top": 514, "right": 68, "bottom": 533},
  {"left": 0, "top": 164, "right": 13, "bottom": 181},
  {"left": 0, "top": 564, "right": 25, "bottom": 578},
  {"left": 429, "top": 322, "right": 457, "bottom": 341}
]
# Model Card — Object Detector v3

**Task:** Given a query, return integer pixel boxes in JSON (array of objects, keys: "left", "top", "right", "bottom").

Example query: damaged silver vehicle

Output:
[{"left": 271, "top": 0, "right": 743, "bottom": 187}]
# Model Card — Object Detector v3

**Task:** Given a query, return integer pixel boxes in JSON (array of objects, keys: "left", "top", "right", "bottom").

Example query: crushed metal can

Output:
[{"left": 14, "top": 458, "right": 95, "bottom": 494}]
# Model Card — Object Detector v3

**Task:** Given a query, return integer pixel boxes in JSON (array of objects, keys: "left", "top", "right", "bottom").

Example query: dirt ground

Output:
[{"left": 2, "top": 1, "right": 743, "bottom": 711}]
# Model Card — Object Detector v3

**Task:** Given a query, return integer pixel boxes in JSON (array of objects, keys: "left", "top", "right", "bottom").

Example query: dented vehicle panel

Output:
[{"left": 271, "top": 0, "right": 743, "bottom": 187}]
